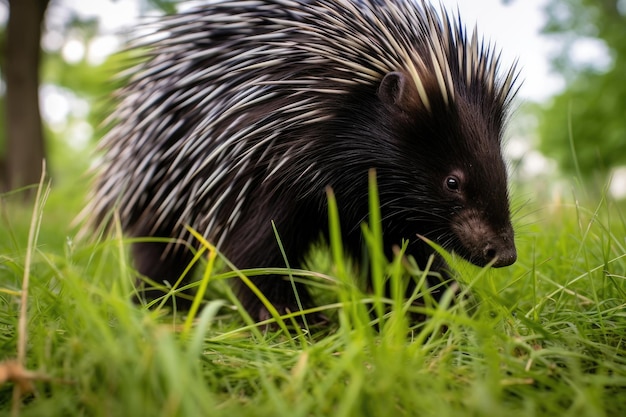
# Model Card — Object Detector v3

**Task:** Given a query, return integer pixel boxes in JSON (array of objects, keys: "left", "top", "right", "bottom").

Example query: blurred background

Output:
[{"left": 1, "top": 0, "right": 625, "bottom": 206}]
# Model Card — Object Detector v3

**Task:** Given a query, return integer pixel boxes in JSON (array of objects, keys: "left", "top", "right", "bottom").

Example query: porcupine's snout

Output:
[
  {"left": 480, "top": 232, "right": 516, "bottom": 267},
  {"left": 451, "top": 209, "right": 516, "bottom": 268}
]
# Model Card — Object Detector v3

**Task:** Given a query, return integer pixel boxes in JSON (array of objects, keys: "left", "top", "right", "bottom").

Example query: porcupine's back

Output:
[{"left": 88, "top": 0, "right": 518, "bottom": 317}]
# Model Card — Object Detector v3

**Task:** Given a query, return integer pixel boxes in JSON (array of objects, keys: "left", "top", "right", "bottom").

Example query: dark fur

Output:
[{"left": 92, "top": 0, "right": 517, "bottom": 321}]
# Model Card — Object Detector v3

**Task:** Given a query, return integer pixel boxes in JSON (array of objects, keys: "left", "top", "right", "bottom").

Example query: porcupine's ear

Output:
[{"left": 377, "top": 71, "right": 420, "bottom": 113}]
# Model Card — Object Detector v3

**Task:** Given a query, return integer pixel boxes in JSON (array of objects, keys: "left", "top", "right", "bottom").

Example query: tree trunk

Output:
[{"left": 2, "top": 0, "right": 50, "bottom": 197}]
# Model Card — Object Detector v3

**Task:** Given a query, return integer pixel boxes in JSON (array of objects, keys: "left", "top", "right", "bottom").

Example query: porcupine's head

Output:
[
  {"left": 374, "top": 3, "right": 518, "bottom": 268},
  {"left": 304, "top": 0, "right": 519, "bottom": 269}
]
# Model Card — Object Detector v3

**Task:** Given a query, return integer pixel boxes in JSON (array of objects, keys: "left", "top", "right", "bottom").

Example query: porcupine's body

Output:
[{"left": 89, "top": 0, "right": 519, "bottom": 321}]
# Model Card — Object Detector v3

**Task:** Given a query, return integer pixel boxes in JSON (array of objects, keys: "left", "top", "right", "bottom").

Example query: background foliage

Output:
[{"left": 537, "top": 0, "right": 626, "bottom": 178}]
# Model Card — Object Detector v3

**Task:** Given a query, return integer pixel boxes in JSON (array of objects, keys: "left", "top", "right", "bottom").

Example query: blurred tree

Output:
[
  {"left": 2, "top": 0, "right": 50, "bottom": 197},
  {"left": 538, "top": 0, "right": 626, "bottom": 178}
]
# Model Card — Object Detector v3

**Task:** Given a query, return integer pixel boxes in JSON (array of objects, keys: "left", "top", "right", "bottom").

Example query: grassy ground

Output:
[{"left": 0, "top": 178, "right": 625, "bottom": 417}]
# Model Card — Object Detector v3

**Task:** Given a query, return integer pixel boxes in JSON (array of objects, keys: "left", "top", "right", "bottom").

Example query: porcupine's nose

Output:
[{"left": 483, "top": 237, "right": 517, "bottom": 268}]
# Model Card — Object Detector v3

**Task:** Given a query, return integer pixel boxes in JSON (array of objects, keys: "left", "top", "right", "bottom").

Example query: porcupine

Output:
[{"left": 87, "top": 0, "right": 519, "bottom": 322}]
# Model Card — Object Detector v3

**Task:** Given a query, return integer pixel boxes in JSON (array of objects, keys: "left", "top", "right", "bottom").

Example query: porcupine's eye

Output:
[{"left": 445, "top": 176, "right": 461, "bottom": 192}]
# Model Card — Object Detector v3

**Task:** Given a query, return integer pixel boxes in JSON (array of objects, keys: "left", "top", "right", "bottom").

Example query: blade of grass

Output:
[
  {"left": 12, "top": 161, "right": 50, "bottom": 417},
  {"left": 182, "top": 226, "right": 219, "bottom": 339},
  {"left": 272, "top": 220, "right": 310, "bottom": 341},
  {"left": 366, "top": 169, "right": 385, "bottom": 323}
]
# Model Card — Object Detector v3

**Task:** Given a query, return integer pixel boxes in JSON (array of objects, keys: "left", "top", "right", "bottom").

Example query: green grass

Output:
[{"left": 1, "top": 177, "right": 625, "bottom": 417}]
